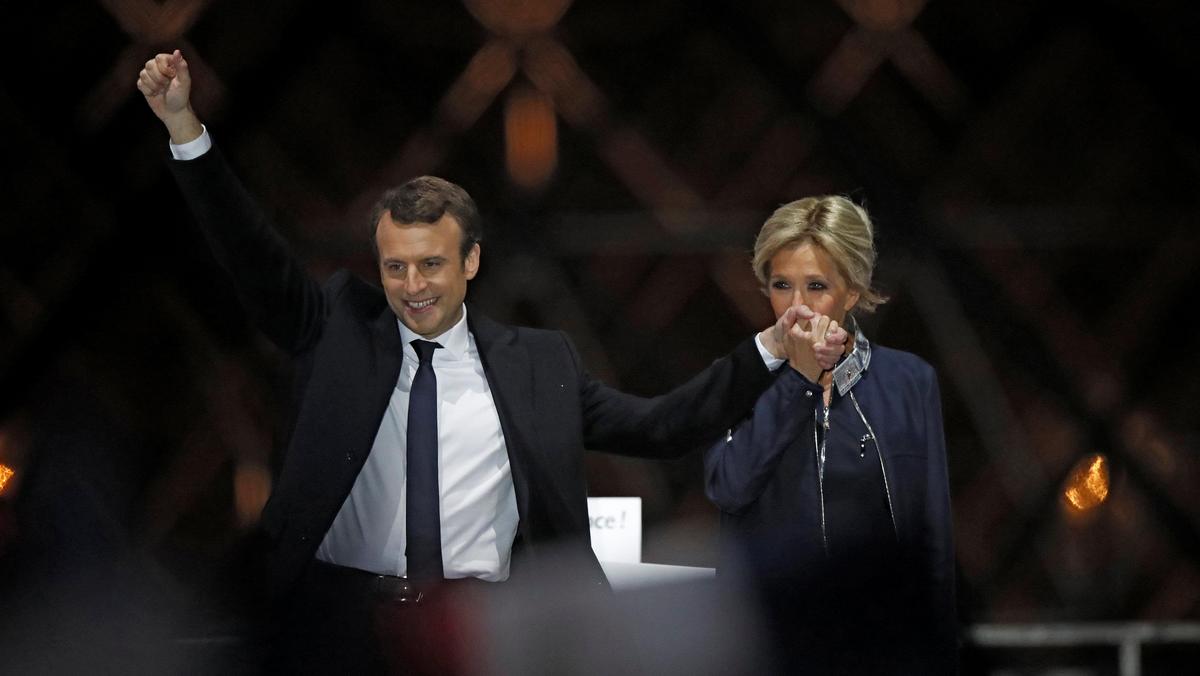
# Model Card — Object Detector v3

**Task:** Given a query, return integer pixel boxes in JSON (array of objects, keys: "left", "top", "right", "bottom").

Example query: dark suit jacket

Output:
[{"left": 168, "top": 145, "right": 774, "bottom": 595}]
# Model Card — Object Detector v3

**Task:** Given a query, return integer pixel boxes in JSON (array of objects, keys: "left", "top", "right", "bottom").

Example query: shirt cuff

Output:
[
  {"left": 754, "top": 332, "right": 786, "bottom": 371},
  {"left": 169, "top": 125, "right": 211, "bottom": 160}
]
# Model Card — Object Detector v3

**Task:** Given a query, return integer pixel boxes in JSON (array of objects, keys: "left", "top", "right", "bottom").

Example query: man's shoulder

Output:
[
  {"left": 468, "top": 309, "right": 568, "bottom": 347},
  {"left": 321, "top": 269, "right": 387, "bottom": 312},
  {"left": 509, "top": 323, "right": 568, "bottom": 344}
]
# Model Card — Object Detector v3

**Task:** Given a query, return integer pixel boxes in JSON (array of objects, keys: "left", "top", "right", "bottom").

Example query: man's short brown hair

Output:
[{"left": 368, "top": 176, "right": 483, "bottom": 262}]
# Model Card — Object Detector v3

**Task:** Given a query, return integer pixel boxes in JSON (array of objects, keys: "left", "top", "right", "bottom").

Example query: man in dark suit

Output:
[{"left": 137, "top": 50, "right": 826, "bottom": 673}]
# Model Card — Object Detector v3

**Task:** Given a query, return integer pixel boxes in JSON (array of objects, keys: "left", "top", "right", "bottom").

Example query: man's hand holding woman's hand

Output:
[
  {"left": 787, "top": 310, "right": 847, "bottom": 383},
  {"left": 760, "top": 304, "right": 848, "bottom": 383}
]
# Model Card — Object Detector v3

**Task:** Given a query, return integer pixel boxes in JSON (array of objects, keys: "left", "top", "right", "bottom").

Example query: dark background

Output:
[{"left": 1, "top": 1, "right": 1198, "bottom": 673}]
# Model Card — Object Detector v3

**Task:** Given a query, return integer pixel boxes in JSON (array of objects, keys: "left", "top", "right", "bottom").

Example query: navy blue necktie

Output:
[{"left": 406, "top": 339, "right": 443, "bottom": 582}]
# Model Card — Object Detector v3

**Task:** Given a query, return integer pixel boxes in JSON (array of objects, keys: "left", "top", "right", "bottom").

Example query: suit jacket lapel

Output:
[
  {"left": 308, "top": 302, "right": 403, "bottom": 546},
  {"left": 366, "top": 303, "right": 405, "bottom": 453},
  {"left": 467, "top": 307, "right": 537, "bottom": 539}
]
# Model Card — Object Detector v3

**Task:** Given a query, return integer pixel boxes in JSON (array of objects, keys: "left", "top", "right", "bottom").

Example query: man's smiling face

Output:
[{"left": 376, "top": 212, "right": 479, "bottom": 339}]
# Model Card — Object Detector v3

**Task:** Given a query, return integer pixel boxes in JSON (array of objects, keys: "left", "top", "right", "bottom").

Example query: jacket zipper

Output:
[{"left": 813, "top": 391, "right": 900, "bottom": 553}]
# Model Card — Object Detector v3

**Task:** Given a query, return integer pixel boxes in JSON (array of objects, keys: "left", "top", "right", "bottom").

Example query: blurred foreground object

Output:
[{"left": 479, "top": 546, "right": 770, "bottom": 676}]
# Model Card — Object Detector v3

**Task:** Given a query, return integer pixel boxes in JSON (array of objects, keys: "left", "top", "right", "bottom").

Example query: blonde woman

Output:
[{"left": 705, "top": 197, "right": 956, "bottom": 674}]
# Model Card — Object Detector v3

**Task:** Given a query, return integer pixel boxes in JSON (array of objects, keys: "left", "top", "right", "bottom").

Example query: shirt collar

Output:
[
  {"left": 831, "top": 315, "right": 871, "bottom": 396},
  {"left": 396, "top": 304, "right": 471, "bottom": 360}
]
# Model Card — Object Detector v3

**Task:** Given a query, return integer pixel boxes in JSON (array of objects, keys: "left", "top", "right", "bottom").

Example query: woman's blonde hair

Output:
[{"left": 752, "top": 196, "right": 887, "bottom": 312}]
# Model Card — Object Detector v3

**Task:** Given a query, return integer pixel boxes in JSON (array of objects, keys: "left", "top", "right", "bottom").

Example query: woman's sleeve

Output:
[{"left": 703, "top": 368, "right": 821, "bottom": 514}]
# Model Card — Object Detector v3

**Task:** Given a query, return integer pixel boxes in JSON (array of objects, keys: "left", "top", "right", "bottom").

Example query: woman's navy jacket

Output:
[{"left": 705, "top": 338, "right": 957, "bottom": 673}]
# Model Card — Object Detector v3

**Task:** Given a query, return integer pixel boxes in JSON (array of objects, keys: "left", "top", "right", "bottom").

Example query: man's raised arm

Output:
[{"left": 137, "top": 50, "right": 327, "bottom": 354}]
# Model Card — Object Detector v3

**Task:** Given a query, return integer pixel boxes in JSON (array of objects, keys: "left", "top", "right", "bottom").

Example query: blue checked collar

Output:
[{"left": 831, "top": 317, "right": 871, "bottom": 397}]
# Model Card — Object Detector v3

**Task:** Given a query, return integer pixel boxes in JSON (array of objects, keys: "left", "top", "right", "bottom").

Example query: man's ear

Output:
[{"left": 464, "top": 243, "right": 481, "bottom": 280}]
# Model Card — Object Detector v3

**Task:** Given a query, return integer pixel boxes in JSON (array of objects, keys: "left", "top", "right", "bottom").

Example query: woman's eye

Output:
[
  {"left": 807, "top": 281, "right": 828, "bottom": 291},
  {"left": 771, "top": 280, "right": 790, "bottom": 290}
]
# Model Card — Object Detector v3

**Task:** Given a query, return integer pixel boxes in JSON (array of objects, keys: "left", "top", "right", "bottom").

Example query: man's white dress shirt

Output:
[{"left": 315, "top": 307, "right": 518, "bottom": 580}]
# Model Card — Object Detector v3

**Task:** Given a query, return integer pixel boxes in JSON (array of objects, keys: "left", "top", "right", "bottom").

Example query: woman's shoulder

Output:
[{"left": 868, "top": 342, "right": 938, "bottom": 385}]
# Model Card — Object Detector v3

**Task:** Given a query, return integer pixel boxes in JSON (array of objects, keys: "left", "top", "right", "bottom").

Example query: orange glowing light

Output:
[
  {"left": 0, "top": 464, "right": 13, "bottom": 494},
  {"left": 1063, "top": 454, "right": 1110, "bottom": 511},
  {"left": 505, "top": 85, "right": 557, "bottom": 190},
  {"left": 465, "top": 0, "right": 572, "bottom": 37}
]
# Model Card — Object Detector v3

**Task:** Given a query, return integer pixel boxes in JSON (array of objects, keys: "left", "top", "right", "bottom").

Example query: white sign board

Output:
[{"left": 587, "top": 497, "right": 642, "bottom": 563}]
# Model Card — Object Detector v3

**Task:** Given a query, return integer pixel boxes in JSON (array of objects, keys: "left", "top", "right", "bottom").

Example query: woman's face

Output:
[{"left": 766, "top": 240, "right": 860, "bottom": 324}]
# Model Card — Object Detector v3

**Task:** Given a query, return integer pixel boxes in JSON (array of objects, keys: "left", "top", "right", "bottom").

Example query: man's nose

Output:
[{"left": 405, "top": 267, "right": 428, "bottom": 293}]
